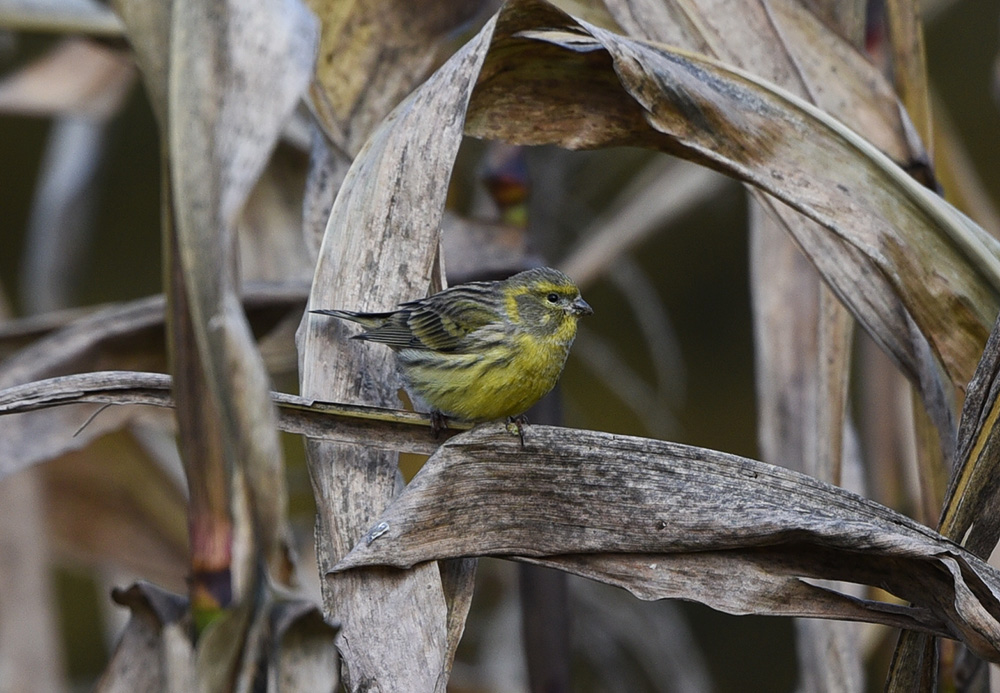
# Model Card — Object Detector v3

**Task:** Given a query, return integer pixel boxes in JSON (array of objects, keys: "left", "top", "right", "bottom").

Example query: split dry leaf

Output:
[
  {"left": 96, "top": 581, "right": 338, "bottom": 693},
  {"left": 332, "top": 425, "right": 1000, "bottom": 664}
]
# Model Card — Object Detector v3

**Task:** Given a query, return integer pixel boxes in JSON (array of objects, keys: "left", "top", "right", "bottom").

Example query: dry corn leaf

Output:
[
  {"left": 96, "top": 581, "right": 338, "bottom": 692},
  {"left": 332, "top": 425, "right": 1000, "bottom": 663},
  {"left": 0, "top": 0, "right": 123, "bottom": 35},
  {"left": 0, "top": 39, "right": 134, "bottom": 118},
  {"left": 307, "top": 0, "right": 489, "bottom": 155},
  {"left": 298, "top": 9, "right": 501, "bottom": 687},
  {"left": 467, "top": 0, "right": 1000, "bottom": 404}
]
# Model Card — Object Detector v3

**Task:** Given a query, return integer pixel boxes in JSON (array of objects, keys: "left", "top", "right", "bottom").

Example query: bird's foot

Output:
[
  {"left": 505, "top": 414, "right": 529, "bottom": 447},
  {"left": 430, "top": 410, "right": 449, "bottom": 438}
]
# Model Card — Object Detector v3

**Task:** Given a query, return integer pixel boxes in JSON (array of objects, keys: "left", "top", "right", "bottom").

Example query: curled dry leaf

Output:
[
  {"left": 96, "top": 581, "right": 338, "bottom": 692},
  {"left": 465, "top": 0, "right": 1000, "bottom": 397},
  {"left": 333, "top": 425, "right": 1000, "bottom": 663}
]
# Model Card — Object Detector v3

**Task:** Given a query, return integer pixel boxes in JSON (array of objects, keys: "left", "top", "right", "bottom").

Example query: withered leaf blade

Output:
[
  {"left": 0, "top": 286, "right": 307, "bottom": 483},
  {"left": 466, "top": 0, "right": 1000, "bottom": 394},
  {"left": 939, "top": 311, "right": 1000, "bottom": 560},
  {"left": 299, "top": 9, "right": 501, "bottom": 687},
  {"left": 603, "top": 0, "right": 921, "bottom": 165},
  {"left": 0, "top": 370, "right": 463, "bottom": 474},
  {"left": 306, "top": 0, "right": 489, "bottom": 155},
  {"left": 333, "top": 425, "right": 1000, "bottom": 662},
  {"left": 96, "top": 581, "right": 339, "bottom": 692},
  {"left": 167, "top": 0, "right": 318, "bottom": 596}
]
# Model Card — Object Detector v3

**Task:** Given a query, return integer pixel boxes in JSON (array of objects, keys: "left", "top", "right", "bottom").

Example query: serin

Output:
[{"left": 311, "top": 267, "right": 592, "bottom": 440}]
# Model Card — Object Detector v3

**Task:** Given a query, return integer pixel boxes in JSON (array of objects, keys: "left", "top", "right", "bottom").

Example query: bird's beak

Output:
[{"left": 571, "top": 297, "right": 593, "bottom": 316}]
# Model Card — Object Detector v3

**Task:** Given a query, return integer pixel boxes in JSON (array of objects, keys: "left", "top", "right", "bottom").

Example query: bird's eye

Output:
[{"left": 546, "top": 293, "right": 560, "bottom": 303}]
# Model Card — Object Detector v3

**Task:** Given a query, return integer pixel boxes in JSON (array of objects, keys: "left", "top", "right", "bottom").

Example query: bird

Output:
[{"left": 311, "top": 267, "right": 592, "bottom": 443}]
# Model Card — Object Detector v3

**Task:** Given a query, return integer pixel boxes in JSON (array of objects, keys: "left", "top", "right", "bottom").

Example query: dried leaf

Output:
[
  {"left": 333, "top": 425, "right": 1000, "bottom": 663},
  {"left": 299, "top": 13, "right": 500, "bottom": 688},
  {"left": 0, "top": 39, "right": 135, "bottom": 118},
  {"left": 885, "top": 0, "right": 933, "bottom": 154},
  {"left": 601, "top": 0, "right": 922, "bottom": 164},
  {"left": 97, "top": 582, "right": 338, "bottom": 692},
  {"left": 0, "top": 472, "right": 65, "bottom": 692},
  {"left": 0, "top": 370, "right": 465, "bottom": 468},
  {"left": 306, "top": 0, "right": 488, "bottom": 155},
  {"left": 0, "top": 0, "right": 123, "bottom": 36},
  {"left": 168, "top": 0, "right": 316, "bottom": 594},
  {"left": 0, "top": 283, "right": 307, "bottom": 385},
  {"left": 465, "top": 0, "right": 996, "bottom": 428}
]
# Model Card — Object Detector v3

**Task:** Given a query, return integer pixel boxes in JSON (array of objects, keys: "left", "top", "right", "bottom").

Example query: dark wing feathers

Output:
[
  {"left": 314, "top": 281, "right": 504, "bottom": 352},
  {"left": 401, "top": 283, "right": 502, "bottom": 351}
]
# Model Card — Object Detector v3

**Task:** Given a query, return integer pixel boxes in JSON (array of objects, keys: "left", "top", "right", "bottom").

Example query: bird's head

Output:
[{"left": 502, "top": 267, "right": 593, "bottom": 338}]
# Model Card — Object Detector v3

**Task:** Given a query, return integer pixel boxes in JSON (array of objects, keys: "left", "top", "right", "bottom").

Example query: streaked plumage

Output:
[{"left": 311, "top": 267, "right": 592, "bottom": 428}]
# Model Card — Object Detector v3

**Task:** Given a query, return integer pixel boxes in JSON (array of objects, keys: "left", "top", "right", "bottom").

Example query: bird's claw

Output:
[
  {"left": 506, "top": 415, "right": 528, "bottom": 447},
  {"left": 430, "top": 410, "right": 449, "bottom": 438}
]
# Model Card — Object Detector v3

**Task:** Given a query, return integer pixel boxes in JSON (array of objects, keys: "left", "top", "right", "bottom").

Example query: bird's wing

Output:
[{"left": 402, "top": 285, "right": 501, "bottom": 352}]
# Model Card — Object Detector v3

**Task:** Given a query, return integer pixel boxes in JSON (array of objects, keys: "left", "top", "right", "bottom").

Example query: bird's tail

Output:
[{"left": 310, "top": 308, "right": 393, "bottom": 330}]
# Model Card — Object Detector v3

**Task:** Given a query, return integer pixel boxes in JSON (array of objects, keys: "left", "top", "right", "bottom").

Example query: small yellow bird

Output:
[{"left": 311, "top": 267, "right": 592, "bottom": 439}]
